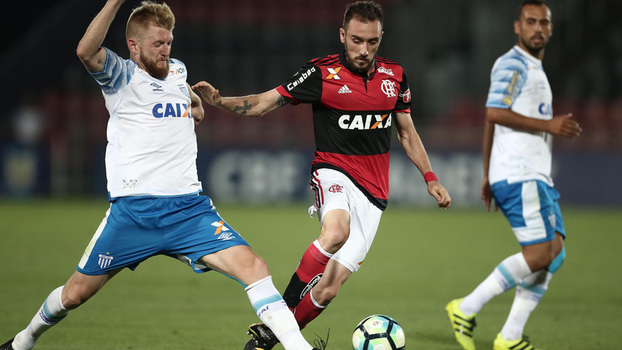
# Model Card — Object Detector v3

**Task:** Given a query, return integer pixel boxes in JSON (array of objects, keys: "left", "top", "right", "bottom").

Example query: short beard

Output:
[
  {"left": 139, "top": 47, "right": 170, "bottom": 79},
  {"left": 520, "top": 37, "right": 545, "bottom": 58},
  {"left": 143, "top": 58, "right": 170, "bottom": 79}
]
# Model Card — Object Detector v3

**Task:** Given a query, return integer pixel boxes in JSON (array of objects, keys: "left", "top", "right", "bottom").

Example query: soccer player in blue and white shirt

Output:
[
  {"left": 0, "top": 1, "right": 321, "bottom": 350},
  {"left": 446, "top": 1, "right": 582, "bottom": 350}
]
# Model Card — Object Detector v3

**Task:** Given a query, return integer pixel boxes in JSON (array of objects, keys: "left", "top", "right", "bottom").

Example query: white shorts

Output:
[{"left": 309, "top": 169, "right": 383, "bottom": 272}]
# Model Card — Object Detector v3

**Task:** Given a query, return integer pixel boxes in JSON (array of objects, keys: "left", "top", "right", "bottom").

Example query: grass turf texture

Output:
[{"left": 0, "top": 199, "right": 620, "bottom": 349}]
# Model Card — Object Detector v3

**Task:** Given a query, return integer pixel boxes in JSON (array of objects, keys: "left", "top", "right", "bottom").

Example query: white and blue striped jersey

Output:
[
  {"left": 485, "top": 45, "right": 554, "bottom": 186},
  {"left": 89, "top": 48, "right": 201, "bottom": 199}
]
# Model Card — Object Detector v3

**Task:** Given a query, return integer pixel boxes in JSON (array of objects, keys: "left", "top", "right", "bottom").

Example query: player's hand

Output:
[
  {"left": 192, "top": 81, "right": 222, "bottom": 107},
  {"left": 548, "top": 113, "right": 582, "bottom": 138},
  {"left": 427, "top": 182, "right": 451, "bottom": 209},
  {"left": 481, "top": 177, "right": 497, "bottom": 212}
]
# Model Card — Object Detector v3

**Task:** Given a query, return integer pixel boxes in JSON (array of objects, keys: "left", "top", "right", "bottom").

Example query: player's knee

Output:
[
  {"left": 313, "top": 284, "right": 340, "bottom": 306},
  {"left": 532, "top": 252, "right": 555, "bottom": 271},
  {"left": 246, "top": 254, "right": 269, "bottom": 277},
  {"left": 319, "top": 228, "right": 349, "bottom": 253},
  {"left": 62, "top": 289, "right": 90, "bottom": 310}
]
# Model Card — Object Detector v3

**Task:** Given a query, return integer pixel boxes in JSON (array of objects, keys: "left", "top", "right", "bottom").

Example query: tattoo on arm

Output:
[
  {"left": 233, "top": 100, "right": 252, "bottom": 115},
  {"left": 276, "top": 95, "right": 292, "bottom": 108}
]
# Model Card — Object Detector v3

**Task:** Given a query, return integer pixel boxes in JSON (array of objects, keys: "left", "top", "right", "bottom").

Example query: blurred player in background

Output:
[
  {"left": 193, "top": 1, "right": 451, "bottom": 349},
  {"left": 446, "top": 1, "right": 582, "bottom": 349},
  {"left": 0, "top": 1, "right": 323, "bottom": 350}
]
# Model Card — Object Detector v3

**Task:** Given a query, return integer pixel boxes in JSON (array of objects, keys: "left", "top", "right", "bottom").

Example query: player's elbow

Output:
[{"left": 76, "top": 43, "right": 91, "bottom": 62}]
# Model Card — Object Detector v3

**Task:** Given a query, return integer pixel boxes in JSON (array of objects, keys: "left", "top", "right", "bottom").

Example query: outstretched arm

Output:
[
  {"left": 486, "top": 107, "right": 582, "bottom": 138},
  {"left": 395, "top": 112, "right": 451, "bottom": 209},
  {"left": 76, "top": 0, "right": 125, "bottom": 72},
  {"left": 192, "top": 81, "right": 292, "bottom": 118}
]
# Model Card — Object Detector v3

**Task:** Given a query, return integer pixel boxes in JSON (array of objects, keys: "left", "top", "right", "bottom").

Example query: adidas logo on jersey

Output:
[{"left": 338, "top": 85, "right": 352, "bottom": 94}]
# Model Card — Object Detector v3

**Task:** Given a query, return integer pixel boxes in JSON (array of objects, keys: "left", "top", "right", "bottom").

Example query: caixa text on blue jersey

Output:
[{"left": 151, "top": 102, "right": 192, "bottom": 118}]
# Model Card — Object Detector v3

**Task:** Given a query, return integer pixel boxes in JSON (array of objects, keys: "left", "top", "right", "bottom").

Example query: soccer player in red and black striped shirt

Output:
[{"left": 193, "top": 1, "right": 451, "bottom": 349}]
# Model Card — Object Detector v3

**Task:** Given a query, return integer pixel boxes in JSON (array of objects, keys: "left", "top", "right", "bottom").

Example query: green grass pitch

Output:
[{"left": 0, "top": 199, "right": 620, "bottom": 349}]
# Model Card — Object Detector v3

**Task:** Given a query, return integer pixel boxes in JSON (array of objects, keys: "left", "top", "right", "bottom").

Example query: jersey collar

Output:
[{"left": 512, "top": 45, "right": 543, "bottom": 68}]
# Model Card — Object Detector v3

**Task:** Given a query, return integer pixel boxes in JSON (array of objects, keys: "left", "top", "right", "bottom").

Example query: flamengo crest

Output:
[{"left": 381, "top": 80, "right": 397, "bottom": 98}]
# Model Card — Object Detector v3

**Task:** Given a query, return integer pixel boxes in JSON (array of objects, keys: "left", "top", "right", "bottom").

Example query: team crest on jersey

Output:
[
  {"left": 325, "top": 67, "right": 342, "bottom": 80},
  {"left": 381, "top": 79, "right": 397, "bottom": 98}
]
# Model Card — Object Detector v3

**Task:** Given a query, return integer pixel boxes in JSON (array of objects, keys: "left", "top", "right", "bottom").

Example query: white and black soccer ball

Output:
[{"left": 352, "top": 314, "right": 406, "bottom": 350}]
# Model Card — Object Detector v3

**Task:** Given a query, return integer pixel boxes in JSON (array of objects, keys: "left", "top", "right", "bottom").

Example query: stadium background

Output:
[{"left": 0, "top": 0, "right": 620, "bottom": 206}]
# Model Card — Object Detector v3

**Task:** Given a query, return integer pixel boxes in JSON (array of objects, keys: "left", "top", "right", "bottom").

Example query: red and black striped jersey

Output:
[{"left": 276, "top": 51, "right": 411, "bottom": 210}]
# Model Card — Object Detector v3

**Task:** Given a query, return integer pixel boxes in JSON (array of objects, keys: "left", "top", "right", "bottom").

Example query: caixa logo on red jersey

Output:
[
  {"left": 152, "top": 103, "right": 192, "bottom": 118},
  {"left": 338, "top": 113, "right": 392, "bottom": 130}
]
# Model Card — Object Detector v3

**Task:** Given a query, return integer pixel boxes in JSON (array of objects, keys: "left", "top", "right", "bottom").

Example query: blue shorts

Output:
[
  {"left": 77, "top": 195, "right": 249, "bottom": 275},
  {"left": 491, "top": 180, "right": 566, "bottom": 246}
]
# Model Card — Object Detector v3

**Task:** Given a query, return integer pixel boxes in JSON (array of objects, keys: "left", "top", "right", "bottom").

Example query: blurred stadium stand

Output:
[{"left": 0, "top": 0, "right": 620, "bottom": 204}]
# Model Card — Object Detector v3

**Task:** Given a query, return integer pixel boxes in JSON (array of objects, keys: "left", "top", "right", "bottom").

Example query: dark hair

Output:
[
  {"left": 517, "top": 0, "right": 549, "bottom": 20},
  {"left": 343, "top": 1, "right": 383, "bottom": 29}
]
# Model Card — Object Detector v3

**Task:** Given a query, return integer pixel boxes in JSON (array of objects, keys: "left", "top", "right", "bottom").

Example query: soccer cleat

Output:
[
  {"left": 493, "top": 333, "right": 540, "bottom": 350},
  {"left": 244, "top": 323, "right": 279, "bottom": 350},
  {"left": 446, "top": 298, "right": 477, "bottom": 350},
  {"left": 0, "top": 338, "right": 14, "bottom": 350}
]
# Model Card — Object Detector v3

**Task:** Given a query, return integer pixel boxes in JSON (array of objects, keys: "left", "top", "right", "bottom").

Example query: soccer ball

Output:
[{"left": 352, "top": 314, "right": 406, "bottom": 350}]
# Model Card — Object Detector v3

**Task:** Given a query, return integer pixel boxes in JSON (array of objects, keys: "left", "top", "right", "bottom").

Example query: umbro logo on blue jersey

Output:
[{"left": 152, "top": 103, "right": 192, "bottom": 118}]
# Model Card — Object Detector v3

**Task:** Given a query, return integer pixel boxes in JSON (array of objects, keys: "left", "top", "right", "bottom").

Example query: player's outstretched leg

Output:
[
  {"left": 446, "top": 298, "right": 477, "bottom": 350},
  {"left": 493, "top": 333, "right": 540, "bottom": 350},
  {"left": 0, "top": 338, "right": 15, "bottom": 350}
]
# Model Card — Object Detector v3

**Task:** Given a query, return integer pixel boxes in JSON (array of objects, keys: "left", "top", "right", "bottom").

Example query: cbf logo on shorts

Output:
[{"left": 152, "top": 103, "right": 192, "bottom": 118}]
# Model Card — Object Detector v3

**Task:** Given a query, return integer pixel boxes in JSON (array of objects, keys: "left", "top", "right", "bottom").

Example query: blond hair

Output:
[{"left": 126, "top": 1, "right": 175, "bottom": 41}]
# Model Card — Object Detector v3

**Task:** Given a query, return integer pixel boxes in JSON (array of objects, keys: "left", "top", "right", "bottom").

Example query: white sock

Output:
[
  {"left": 500, "top": 270, "right": 552, "bottom": 340},
  {"left": 460, "top": 253, "right": 531, "bottom": 316},
  {"left": 245, "top": 276, "right": 312, "bottom": 350},
  {"left": 13, "top": 286, "right": 69, "bottom": 350}
]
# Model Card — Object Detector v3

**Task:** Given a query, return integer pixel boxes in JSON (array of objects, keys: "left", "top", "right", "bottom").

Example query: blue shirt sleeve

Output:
[
  {"left": 485, "top": 53, "right": 528, "bottom": 109},
  {"left": 88, "top": 48, "right": 136, "bottom": 95}
]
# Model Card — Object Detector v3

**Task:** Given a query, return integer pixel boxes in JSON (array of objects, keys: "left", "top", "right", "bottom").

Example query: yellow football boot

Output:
[
  {"left": 493, "top": 333, "right": 541, "bottom": 350},
  {"left": 446, "top": 298, "right": 477, "bottom": 350}
]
